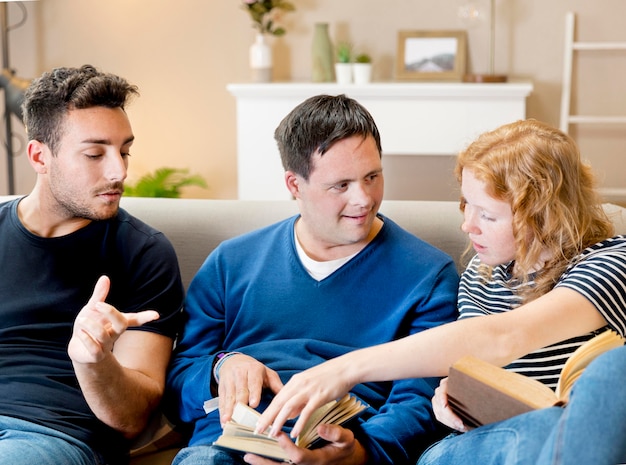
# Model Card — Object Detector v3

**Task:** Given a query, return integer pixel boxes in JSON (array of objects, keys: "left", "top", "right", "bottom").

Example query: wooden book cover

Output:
[
  {"left": 447, "top": 329, "right": 624, "bottom": 428},
  {"left": 213, "top": 394, "right": 367, "bottom": 461}
]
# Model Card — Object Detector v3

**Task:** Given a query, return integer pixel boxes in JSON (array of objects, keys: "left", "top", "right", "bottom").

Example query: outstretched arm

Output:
[
  {"left": 257, "top": 332, "right": 435, "bottom": 438},
  {"left": 68, "top": 275, "right": 171, "bottom": 438},
  {"left": 257, "top": 286, "right": 607, "bottom": 437}
]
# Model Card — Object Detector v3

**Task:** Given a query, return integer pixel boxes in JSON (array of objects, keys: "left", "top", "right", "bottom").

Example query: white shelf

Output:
[
  {"left": 228, "top": 81, "right": 533, "bottom": 200},
  {"left": 227, "top": 81, "right": 533, "bottom": 99}
]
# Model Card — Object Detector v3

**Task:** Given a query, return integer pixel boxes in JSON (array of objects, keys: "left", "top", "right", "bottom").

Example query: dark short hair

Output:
[
  {"left": 22, "top": 64, "right": 139, "bottom": 154},
  {"left": 274, "top": 94, "right": 382, "bottom": 180}
]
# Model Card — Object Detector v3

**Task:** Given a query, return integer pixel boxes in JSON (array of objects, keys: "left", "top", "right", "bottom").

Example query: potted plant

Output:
[
  {"left": 353, "top": 53, "right": 372, "bottom": 84},
  {"left": 240, "top": 0, "right": 296, "bottom": 82},
  {"left": 335, "top": 42, "right": 353, "bottom": 85}
]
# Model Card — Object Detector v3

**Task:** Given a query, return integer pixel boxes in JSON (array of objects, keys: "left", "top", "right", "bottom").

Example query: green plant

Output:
[
  {"left": 355, "top": 53, "right": 372, "bottom": 63},
  {"left": 336, "top": 42, "right": 352, "bottom": 63},
  {"left": 241, "top": 0, "right": 295, "bottom": 36},
  {"left": 124, "top": 167, "right": 207, "bottom": 198}
]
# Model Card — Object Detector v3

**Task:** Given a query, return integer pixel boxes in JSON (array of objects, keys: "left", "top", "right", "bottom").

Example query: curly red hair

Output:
[{"left": 456, "top": 119, "right": 614, "bottom": 301}]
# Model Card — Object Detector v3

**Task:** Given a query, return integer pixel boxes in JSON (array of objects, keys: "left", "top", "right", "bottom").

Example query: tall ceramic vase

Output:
[
  {"left": 311, "top": 23, "right": 335, "bottom": 82},
  {"left": 249, "top": 33, "right": 272, "bottom": 82}
]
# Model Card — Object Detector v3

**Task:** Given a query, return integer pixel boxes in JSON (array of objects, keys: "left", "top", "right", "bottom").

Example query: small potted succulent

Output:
[
  {"left": 335, "top": 42, "right": 353, "bottom": 85},
  {"left": 353, "top": 52, "right": 372, "bottom": 84}
]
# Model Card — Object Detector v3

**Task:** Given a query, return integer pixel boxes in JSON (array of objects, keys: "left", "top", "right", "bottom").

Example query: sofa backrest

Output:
[
  {"left": 117, "top": 198, "right": 626, "bottom": 290},
  {"left": 1, "top": 196, "right": 625, "bottom": 291},
  {"left": 118, "top": 198, "right": 470, "bottom": 289}
]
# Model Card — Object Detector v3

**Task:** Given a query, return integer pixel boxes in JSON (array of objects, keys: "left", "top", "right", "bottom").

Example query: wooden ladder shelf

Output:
[{"left": 560, "top": 11, "right": 626, "bottom": 132}]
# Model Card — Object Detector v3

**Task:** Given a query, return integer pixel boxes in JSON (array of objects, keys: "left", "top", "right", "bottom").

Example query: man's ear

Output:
[
  {"left": 285, "top": 171, "right": 301, "bottom": 198},
  {"left": 26, "top": 140, "right": 48, "bottom": 174}
]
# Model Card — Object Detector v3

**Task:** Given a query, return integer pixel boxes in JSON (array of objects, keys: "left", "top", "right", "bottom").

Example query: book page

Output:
[
  {"left": 296, "top": 395, "right": 367, "bottom": 448},
  {"left": 556, "top": 329, "right": 624, "bottom": 400},
  {"left": 295, "top": 398, "right": 338, "bottom": 444},
  {"left": 214, "top": 396, "right": 367, "bottom": 458},
  {"left": 231, "top": 402, "right": 262, "bottom": 429},
  {"left": 214, "top": 432, "right": 289, "bottom": 462}
]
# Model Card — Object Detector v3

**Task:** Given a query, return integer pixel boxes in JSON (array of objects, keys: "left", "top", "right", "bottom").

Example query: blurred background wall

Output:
[{"left": 2, "top": 0, "right": 625, "bottom": 202}]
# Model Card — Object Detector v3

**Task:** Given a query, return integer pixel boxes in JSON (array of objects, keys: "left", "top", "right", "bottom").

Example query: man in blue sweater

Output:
[{"left": 165, "top": 94, "right": 459, "bottom": 465}]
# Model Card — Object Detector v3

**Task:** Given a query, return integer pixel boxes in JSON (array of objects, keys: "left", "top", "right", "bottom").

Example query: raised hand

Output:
[{"left": 68, "top": 275, "right": 159, "bottom": 365}]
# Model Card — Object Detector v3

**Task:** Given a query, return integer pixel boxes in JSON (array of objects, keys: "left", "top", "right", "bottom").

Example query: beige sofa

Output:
[
  {"left": 5, "top": 196, "right": 626, "bottom": 463},
  {"left": 122, "top": 198, "right": 468, "bottom": 464},
  {"left": 121, "top": 197, "right": 626, "bottom": 464}
]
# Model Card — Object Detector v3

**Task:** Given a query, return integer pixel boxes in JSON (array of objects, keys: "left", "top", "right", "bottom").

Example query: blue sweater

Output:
[{"left": 166, "top": 214, "right": 459, "bottom": 464}]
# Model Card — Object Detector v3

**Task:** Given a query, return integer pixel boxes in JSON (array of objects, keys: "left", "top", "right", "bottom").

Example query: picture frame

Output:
[{"left": 396, "top": 30, "right": 467, "bottom": 81}]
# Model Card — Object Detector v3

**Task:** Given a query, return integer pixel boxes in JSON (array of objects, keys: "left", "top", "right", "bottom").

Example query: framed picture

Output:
[{"left": 396, "top": 30, "right": 467, "bottom": 81}]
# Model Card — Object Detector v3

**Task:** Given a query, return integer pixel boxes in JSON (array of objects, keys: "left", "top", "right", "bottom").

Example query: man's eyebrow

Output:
[
  {"left": 80, "top": 136, "right": 135, "bottom": 145},
  {"left": 361, "top": 168, "right": 383, "bottom": 179},
  {"left": 325, "top": 169, "right": 383, "bottom": 186}
]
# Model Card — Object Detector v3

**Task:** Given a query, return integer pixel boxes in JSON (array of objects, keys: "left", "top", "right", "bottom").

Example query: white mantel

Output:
[{"left": 227, "top": 81, "right": 533, "bottom": 200}]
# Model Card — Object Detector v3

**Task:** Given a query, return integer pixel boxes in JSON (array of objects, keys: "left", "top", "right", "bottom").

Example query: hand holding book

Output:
[{"left": 213, "top": 394, "right": 367, "bottom": 462}]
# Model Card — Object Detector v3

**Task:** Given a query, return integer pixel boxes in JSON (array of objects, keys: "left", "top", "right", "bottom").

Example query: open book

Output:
[
  {"left": 447, "top": 329, "right": 625, "bottom": 428},
  {"left": 213, "top": 394, "right": 368, "bottom": 461}
]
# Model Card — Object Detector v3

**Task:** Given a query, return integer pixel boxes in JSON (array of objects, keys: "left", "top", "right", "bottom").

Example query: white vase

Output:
[
  {"left": 249, "top": 33, "right": 272, "bottom": 82},
  {"left": 353, "top": 63, "right": 372, "bottom": 84},
  {"left": 334, "top": 63, "right": 352, "bottom": 85}
]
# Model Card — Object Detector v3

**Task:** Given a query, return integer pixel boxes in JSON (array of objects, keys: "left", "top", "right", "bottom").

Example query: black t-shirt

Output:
[{"left": 0, "top": 198, "right": 184, "bottom": 464}]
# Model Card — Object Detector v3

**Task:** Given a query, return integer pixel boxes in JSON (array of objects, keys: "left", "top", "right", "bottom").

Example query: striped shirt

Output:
[{"left": 457, "top": 235, "right": 626, "bottom": 389}]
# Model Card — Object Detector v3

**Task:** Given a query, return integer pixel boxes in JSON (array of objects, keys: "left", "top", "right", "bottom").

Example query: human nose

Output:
[
  {"left": 350, "top": 181, "right": 374, "bottom": 207},
  {"left": 461, "top": 207, "right": 480, "bottom": 235},
  {"left": 105, "top": 152, "right": 128, "bottom": 182}
]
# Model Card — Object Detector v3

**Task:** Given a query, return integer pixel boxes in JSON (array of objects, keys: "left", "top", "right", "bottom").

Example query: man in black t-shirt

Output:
[{"left": 0, "top": 65, "right": 184, "bottom": 465}]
